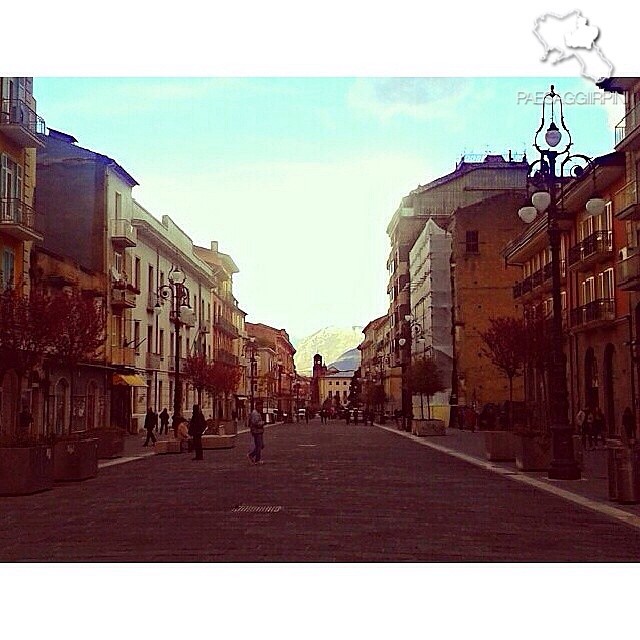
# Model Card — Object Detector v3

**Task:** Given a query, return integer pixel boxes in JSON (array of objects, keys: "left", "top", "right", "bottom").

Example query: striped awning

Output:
[{"left": 112, "top": 373, "right": 147, "bottom": 387}]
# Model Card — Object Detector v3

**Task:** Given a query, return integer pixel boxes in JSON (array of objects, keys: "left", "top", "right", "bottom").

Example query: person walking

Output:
[
  {"left": 247, "top": 407, "right": 265, "bottom": 464},
  {"left": 143, "top": 407, "right": 158, "bottom": 446},
  {"left": 585, "top": 409, "right": 595, "bottom": 450},
  {"left": 623, "top": 407, "right": 636, "bottom": 443},
  {"left": 305, "top": 408, "right": 309, "bottom": 424},
  {"left": 158, "top": 408, "right": 170, "bottom": 436},
  {"left": 188, "top": 404, "right": 206, "bottom": 461}
]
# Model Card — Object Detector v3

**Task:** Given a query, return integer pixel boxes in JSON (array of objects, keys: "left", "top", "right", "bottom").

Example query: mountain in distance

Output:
[
  {"left": 328, "top": 347, "right": 361, "bottom": 373},
  {"left": 293, "top": 326, "right": 363, "bottom": 375}
]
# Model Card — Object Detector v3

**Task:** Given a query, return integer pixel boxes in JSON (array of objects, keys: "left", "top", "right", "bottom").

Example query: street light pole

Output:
[
  {"left": 157, "top": 265, "right": 190, "bottom": 434},
  {"left": 518, "top": 85, "right": 603, "bottom": 481}
]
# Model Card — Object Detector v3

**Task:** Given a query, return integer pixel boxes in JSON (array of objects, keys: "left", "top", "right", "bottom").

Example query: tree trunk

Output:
[
  {"left": 420, "top": 393, "right": 424, "bottom": 420},
  {"left": 508, "top": 375, "right": 514, "bottom": 430}
]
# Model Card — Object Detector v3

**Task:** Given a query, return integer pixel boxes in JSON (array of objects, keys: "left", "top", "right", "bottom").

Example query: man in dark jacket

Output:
[
  {"left": 247, "top": 408, "right": 265, "bottom": 464},
  {"left": 143, "top": 407, "right": 158, "bottom": 446},
  {"left": 189, "top": 404, "right": 206, "bottom": 460},
  {"left": 158, "top": 408, "right": 170, "bottom": 435}
]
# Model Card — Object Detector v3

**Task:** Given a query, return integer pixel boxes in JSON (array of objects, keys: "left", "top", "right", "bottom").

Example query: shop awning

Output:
[{"left": 112, "top": 373, "right": 147, "bottom": 387}]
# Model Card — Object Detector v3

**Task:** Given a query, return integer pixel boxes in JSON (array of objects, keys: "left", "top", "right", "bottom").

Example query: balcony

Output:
[
  {"left": 0, "top": 99, "right": 46, "bottom": 148},
  {"left": 167, "top": 357, "right": 188, "bottom": 373},
  {"left": 570, "top": 298, "right": 615, "bottom": 328},
  {"left": 145, "top": 352, "right": 161, "bottom": 370},
  {"left": 617, "top": 251, "right": 640, "bottom": 291},
  {"left": 613, "top": 181, "right": 640, "bottom": 221},
  {"left": 111, "top": 346, "right": 136, "bottom": 367},
  {"left": 111, "top": 219, "right": 137, "bottom": 248},
  {"left": 111, "top": 286, "right": 137, "bottom": 309},
  {"left": 615, "top": 100, "right": 640, "bottom": 152},
  {"left": 146, "top": 292, "right": 159, "bottom": 312},
  {"left": 214, "top": 316, "right": 239, "bottom": 338},
  {"left": 215, "top": 349, "right": 239, "bottom": 366},
  {"left": 568, "top": 230, "right": 613, "bottom": 271},
  {"left": 0, "top": 198, "right": 42, "bottom": 241}
]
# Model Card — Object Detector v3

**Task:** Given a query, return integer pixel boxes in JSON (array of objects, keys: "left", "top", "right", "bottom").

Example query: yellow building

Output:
[{"left": 0, "top": 77, "right": 45, "bottom": 436}]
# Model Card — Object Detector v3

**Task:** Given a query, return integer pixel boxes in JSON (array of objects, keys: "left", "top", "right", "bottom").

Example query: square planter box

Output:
[
  {"left": 484, "top": 431, "right": 516, "bottom": 462},
  {"left": 0, "top": 445, "right": 54, "bottom": 495},
  {"left": 87, "top": 429, "right": 125, "bottom": 459},
  {"left": 202, "top": 434, "right": 237, "bottom": 449},
  {"left": 514, "top": 434, "right": 551, "bottom": 471},
  {"left": 155, "top": 440, "right": 184, "bottom": 454},
  {"left": 53, "top": 438, "right": 99, "bottom": 482},
  {"left": 412, "top": 419, "right": 446, "bottom": 436}
]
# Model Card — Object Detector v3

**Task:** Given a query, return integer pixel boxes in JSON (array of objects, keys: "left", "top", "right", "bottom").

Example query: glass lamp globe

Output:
[
  {"left": 545, "top": 123, "right": 562, "bottom": 147},
  {"left": 586, "top": 197, "right": 606, "bottom": 217},
  {"left": 169, "top": 266, "right": 185, "bottom": 284},
  {"left": 532, "top": 191, "right": 551, "bottom": 213},
  {"left": 518, "top": 206, "right": 538, "bottom": 224}
]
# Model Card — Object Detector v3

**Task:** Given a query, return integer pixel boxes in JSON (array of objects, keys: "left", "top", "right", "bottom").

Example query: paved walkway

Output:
[{"left": 3, "top": 419, "right": 640, "bottom": 561}]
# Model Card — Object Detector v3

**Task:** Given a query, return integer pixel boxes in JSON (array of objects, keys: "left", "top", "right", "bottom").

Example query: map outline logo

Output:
[{"left": 533, "top": 10, "right": 614, "bottom": 83}]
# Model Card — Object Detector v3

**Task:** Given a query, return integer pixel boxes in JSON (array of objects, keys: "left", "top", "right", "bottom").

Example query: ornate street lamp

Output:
[
  {"left": 245, "top": 337, "right": 258, "bottom": 412},
  {"left": 157, "top": 265, "right": 190, "bottom": 434},
  {"left": 399, "top": 314, "right": 425, "bottom": 430},
  {"left": 517, "top": 85, "right": 603, "bottom": 481}
]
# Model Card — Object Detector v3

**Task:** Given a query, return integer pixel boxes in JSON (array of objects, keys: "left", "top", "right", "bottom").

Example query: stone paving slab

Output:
[{"left": 2, "top": 420, "right": 640, "bottom": 562}]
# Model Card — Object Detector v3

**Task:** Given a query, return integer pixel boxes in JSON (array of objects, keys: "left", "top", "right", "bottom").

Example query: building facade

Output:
[{"left": 0, "top": 77, "right": 45, "bottom": 437}]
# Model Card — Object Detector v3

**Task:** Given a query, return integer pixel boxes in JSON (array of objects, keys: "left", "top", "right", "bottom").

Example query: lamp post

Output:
[
  {"left": 399, "top": 315, "right": 424, "bottom": 430},
  {"left": 518, "top": 85, "right": 604, "bottom": 481},
  {"left": 245, "top": 337, "right": 258, "bottom": 412},
  {"left": 157, "top": 265, "right": 190, "bottom": 434}
]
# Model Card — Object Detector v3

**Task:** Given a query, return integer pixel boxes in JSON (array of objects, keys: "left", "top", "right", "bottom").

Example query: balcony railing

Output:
[
  {"left": 613, "top": 181, "right": 639, "bottom": 220},
  {"left": 568, "top": 230, "right": 613, "bottom": 268},
  {"left": 0, "top": 99, "right": 46, "bottom": 147},
  {"left": 111, "top": 287, "right": 137, "bottom": 308},
  {"left": 214, "top": 316, "right": 239, "bottom": 337},
  {"left": 0, "top": 197, "right": 42, "bottom": 241},
  {"left": 531, "top": 268, "right": 544, "bottom": 288},
  {"left": 145, "top": 352, "right": 161, "bottom": 370},
  {"left": 617, "top": 251, "right": 640, "bottom": 291},
  {"left": 615, "top": 100, "right": 640, "bottom": 148},
  {"left": 215, "top": 349, "right": 239, "bottom": 366},
  {"left": 111, "top": 219, "right": 137, "bottom": 247},
  {"left": 111, "top": 346, "right": 136, "bottom": 367},
  {"left": 570, "top": 298, "right": 615, "bottom": 327}
]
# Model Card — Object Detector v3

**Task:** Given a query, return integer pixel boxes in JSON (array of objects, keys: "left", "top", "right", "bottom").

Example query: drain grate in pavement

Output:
[{"left": 232, "top": 505, "right": 282, "bottom": 513}]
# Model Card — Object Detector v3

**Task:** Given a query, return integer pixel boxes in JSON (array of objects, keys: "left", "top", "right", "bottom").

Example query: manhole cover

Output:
[{"left": 232, "top": 505, "right": 282, "bottom": 513}]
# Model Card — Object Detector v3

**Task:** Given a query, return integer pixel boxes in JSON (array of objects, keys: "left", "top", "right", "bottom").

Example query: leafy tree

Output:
[
  {"left": 348, "top": 369, "right": 362, "bottom": 406},
  {"left": 47, "top": 288, "right": 106, "bottom": 432},
  {"left": 479, "top": 316, "right": 528, "bottom": 429},
  {"left": 0, "top": 288, "right": 54, "bottom": 439},
  {"left": 407, "top": 357, "right": 445, "bottom": 419},
  {"left": 183, "top": 353, "right": 211, "bottom": 405}
]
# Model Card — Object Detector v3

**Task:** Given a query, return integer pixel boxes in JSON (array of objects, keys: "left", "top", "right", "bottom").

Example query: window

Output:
[
  {"left": 147, "top": 325, "right": 153, "bottom": 354},
  {"left": 134, "top": 257, "right": 141, "bottom": 290},
  {"left": 2, "top": 248, "right": 15, "bottom": 289},
  {"left": 114, "top": 251, "right": 123, "bottom": 275},
  {"left": 148, "top": 264, "right": 154, "bottom": 293},
  {"left": 598, "top": 268, "right": 614, "bottom": 300},
  {"left": 465, "top": 230, "right": 479, "bottom": 254},
  {"left": 580, "top": 217, "right": 594, "bottom": 241},
  {"left": 1, "top": 154, "right": 23, "bottom": 202},
  {"left": 133, "top": 321, "right": 140, "bottom": 353},
  {"left": 159, "top": 329, "right": 165, "bottom": 357},
  {"left": 115, "top": 192, "right": 122, "bottom": 219},
  {"left": 581, "top": 277, "right": 595, "bottom": 305}
]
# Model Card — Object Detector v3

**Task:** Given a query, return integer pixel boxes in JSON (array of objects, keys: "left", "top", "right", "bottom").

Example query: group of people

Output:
[
  {"left": 142, "top": 404, "right": 267, "bottom": 465},
  {"left": 575, "top": 406, "right": 637, "bottom": 449}
]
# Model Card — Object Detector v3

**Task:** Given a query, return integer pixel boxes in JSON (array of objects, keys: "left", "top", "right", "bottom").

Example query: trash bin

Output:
[{"left": 606, "top": 438, "right": 624, "bottom": 501}]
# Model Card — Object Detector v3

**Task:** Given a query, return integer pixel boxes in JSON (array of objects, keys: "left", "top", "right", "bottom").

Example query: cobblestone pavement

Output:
[{"left": 3, "top": 419, "right": 640, "bottom": 562}]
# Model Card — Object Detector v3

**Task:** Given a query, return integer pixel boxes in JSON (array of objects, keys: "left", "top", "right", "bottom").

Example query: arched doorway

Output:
[
  {"left": 584, "top": 348, "right": 599, "bottom": 410},
  {"left": 0, "top": 370, "right": 19, "bottom": 437},
  {"left": 603, "top": 344, "right": 616, "bottom": 436},
  {"left": 55, "top": 378, "right": 70, "bottom": 435}
]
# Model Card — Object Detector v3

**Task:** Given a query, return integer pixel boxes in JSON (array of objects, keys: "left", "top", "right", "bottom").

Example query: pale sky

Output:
[{"left": 33, "top": 77, "right": 622, "bottom": 340}]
